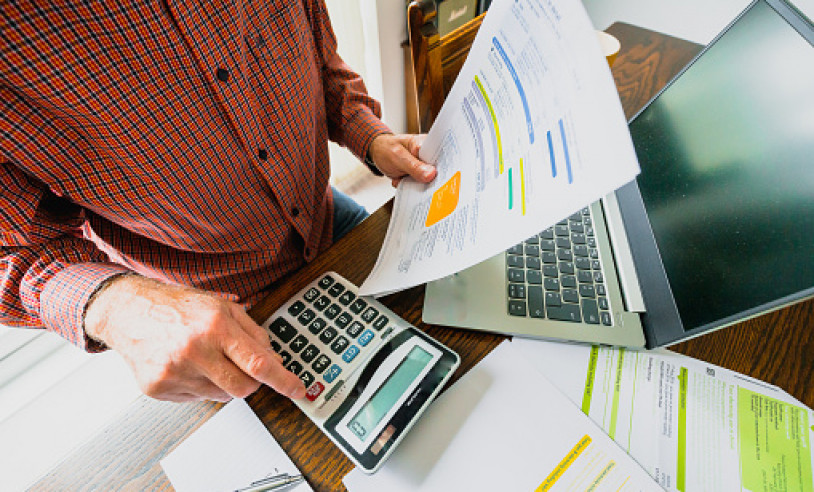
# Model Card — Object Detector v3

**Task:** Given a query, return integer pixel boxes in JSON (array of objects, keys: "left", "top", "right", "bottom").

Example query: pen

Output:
[{"left": 233, "top": 473, "right": 305, "bottom": 492}]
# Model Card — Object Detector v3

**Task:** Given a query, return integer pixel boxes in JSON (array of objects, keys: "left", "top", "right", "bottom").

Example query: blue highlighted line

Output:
[
  {"left": 558, "top": 118, "right": 573, "bottom": 184},
  {"left": 493, "top": 37, "right": 534, "bottom": 144},
  {"left": 547, "top": 130, "right": 556, "bottom": 178}
]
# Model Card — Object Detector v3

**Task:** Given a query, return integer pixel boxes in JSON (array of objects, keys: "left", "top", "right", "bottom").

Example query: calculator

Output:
[{"left": 261, "top": 272, "right": 460, "bottom": 473}]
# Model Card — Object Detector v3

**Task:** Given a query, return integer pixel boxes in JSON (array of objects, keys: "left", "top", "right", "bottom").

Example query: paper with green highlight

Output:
[
  {"left": 738, "top": 389, "right": 813, "bottom": 492},
  {"left": 512, "top": 338, "right": 814, "bottom": 491}
]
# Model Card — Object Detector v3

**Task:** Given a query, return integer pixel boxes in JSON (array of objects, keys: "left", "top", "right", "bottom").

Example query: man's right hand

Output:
[{"left": 83, "top": 274, "right": 306, "bottom": 402}]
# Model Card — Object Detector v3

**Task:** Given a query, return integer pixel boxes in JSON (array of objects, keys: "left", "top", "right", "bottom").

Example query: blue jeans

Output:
[{"left": 332, "top": 187, "right": 369, "bottom": 242}]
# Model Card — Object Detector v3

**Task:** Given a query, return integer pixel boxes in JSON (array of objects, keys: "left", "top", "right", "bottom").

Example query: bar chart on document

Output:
[{"left": 359, "top": 0, "right": 640, "bottom": 297}]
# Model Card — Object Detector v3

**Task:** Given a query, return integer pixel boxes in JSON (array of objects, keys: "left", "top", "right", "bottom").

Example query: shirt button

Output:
[
  {"left": 291, "top": 207, "right": 300, "bottom": 217},
  {"left": 216, "top": 68, "right": 229, "bottom": 82},
  {"left": 258, "top": 148, "right": 268, "bottom": 161}
]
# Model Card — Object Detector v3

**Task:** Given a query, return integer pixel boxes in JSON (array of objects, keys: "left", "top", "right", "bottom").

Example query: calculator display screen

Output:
[{"left": 347, "top": 346, "right": 433, "bottom": 440}]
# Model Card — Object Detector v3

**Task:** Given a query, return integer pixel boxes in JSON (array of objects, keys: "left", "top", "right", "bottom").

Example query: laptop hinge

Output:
[{"left": 601, "top": 192, "right": 646, "bottom": 312}]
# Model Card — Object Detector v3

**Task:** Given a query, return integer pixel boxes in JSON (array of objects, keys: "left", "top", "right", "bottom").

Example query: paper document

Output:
[
  {"left": 360, "top": 0, "right": 639, "bottom": 296},
  {"left": 343, "top": 341, "right": 660, "bottom": 491},
  {"left": 160, "top": 398, "right": 312, "bottom": 492},
  {"left": 512, "top": 338, "right": 814, "bottom": 492}
]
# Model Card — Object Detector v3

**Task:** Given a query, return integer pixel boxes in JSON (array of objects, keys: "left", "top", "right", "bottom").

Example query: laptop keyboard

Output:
[{"left": 506, "top": 207, "right": 612, "bottom": 326}]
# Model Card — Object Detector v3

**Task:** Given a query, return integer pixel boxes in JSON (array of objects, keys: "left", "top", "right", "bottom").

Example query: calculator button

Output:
[
  {"left": 327, "top": 283, "right": 345, "bottom": 297},
  {"left": 301, "top": 344, "right": 320, "bottom": 363},
  {"left": 289, "top": 334, "right": 308, "bottom": 353},
  {"left": 342, "top": 345, "right": 360, "bottom": 363},
  {"left": 297, "top": 309, "right": 316, "bottom": 326},
  {"left": 308, "top": 317, "right": 327, "bottom": 335},
  {"left": 286, "top": 360, "right": 303, "bottom": 376},
  {"left": 346, "top": 321, "right": 364, "bottom": 338},
  {"left": 270, "top": 340, "right": 282, "bottom": 353},
  {"left": 323, "top": 364, "right": 342, "bottom": 383},
  {"left": 361, "top": 306, "right": 379, "bottom": 323},
  {"left": 305, "top": 382, "right": 325, "bottom": 401},
  {"left": 268, "top": 318, "right": 297, "bottom": 343},
  {"left": 335, "top": 312, "right": 352, "bottom": 329},
  {"left": 299, "top": 371, "right": 315, "bottom": 388},
  {"left": 313, "top": 295, "right": 331, "bottom": 311},
  {"left": 312, "top": 355, "right": 331, "bottom": 374},
  {"left": 358, "top": 329, "right": 375, "bottom": 347},
  {"left": 304, "top": 287, "right": 320, "bottom": 302},
  {"left": 349, "top": 298, "right": 367, "bottom": 314},
  {"left": 338, "top": 291, "right": 355, "bottom": 305},
  {"left": 319, "top": 327, "right": 338, "bottom": 344},
  {"left": 318, "top": 275, "right": 335, "bottom": 289},
  {"left": 279, "top": 350, "right": 292, "bottom": 366},
  {"left": 324, "top": 304, "right": 341, "bottom": 320},
  {"left": 372, "top": 315, "right": 389, "bottom": 331},
  {"left": 287, "top": 300, "right": 306, "bottom": 317},
  {"left": 331, "top": 336, "right": 349, "bottom": 354}
]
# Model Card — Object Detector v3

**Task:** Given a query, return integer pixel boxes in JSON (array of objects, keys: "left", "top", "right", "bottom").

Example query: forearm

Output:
[{"left": 306, "top": 0, "right": 391, "bottom": 159}]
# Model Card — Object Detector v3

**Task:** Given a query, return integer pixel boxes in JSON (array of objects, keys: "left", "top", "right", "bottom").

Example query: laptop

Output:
[{"left": 423, "top": 0, "right": 814, "bottom": 349}]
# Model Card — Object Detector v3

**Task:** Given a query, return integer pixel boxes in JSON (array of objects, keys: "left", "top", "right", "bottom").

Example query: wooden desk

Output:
[{"left": 34, "top": 23, "right": 814, "bottom": 492}]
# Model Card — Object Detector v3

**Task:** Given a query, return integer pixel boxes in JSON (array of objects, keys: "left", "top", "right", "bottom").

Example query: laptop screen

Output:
[{"left": 628, "top": 0, "right": 814, "bottom": 331}]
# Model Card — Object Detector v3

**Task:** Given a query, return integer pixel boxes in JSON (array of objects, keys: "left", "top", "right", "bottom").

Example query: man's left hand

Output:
[{"left": 367, "top": 134, "right": 437, "bottom": 186}]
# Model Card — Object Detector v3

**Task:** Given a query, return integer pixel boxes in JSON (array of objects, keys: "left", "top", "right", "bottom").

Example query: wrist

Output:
[
  {"left": 364, "top": 132, "right": 393, "bottom": 177},
  {"left": 83, "top": 272, "right": 137, "bottom": 347}
]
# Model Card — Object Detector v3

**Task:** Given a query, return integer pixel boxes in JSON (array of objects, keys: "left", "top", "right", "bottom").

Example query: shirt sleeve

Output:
[
  {"left": 0, "top": 162, "right": 130, "bottom": 351},
  {"left": 306, "top": 0, "right": 393, "bottom": 161}
]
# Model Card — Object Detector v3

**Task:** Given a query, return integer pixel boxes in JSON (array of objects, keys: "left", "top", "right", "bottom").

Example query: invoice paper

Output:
[
  {"left": 512, "top": 338, "right": 814, "bottom": 492},
  {"left": 343, "top": 341, "right": 661, "bottom": 491},
  {"left": 359, "top": 0, "right": 639, "bottom": 296}
]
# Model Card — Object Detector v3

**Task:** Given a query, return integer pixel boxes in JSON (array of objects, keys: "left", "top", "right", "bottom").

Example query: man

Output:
[{"left": 0, "top": 1, "right": 436, "bottom": 402}]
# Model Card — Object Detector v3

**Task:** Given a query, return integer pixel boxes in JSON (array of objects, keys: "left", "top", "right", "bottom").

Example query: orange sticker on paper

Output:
[{"left": 425, "top": 171, "right": 461, "bottom": 227}]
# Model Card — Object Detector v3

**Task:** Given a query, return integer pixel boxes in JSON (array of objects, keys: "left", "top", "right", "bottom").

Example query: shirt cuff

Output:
[
  {"left": 345, "top": 110, "right": 392, "bottom": 164},
  {"left": 39, "top": 262, "right": 131, "bottom": 352}
]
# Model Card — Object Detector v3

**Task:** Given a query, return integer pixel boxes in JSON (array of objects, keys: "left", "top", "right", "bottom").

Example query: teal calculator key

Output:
[
  {"left": 358, "top": 329, "right": 375, "bottom": 347},
  {"left": 342, "top": 345, "right": 360, "bottom": 363},
  {"left": 324, "top": 364, "right": 342, "bottom": 383}
]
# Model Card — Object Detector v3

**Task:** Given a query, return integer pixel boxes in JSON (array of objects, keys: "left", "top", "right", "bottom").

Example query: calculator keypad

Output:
[{"left": 264, "top": 273, "right": 395, "bottom": 403}]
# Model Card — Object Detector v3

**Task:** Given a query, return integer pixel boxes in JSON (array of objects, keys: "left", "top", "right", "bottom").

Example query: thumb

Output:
[{"left": 400, "top": 150, "right": 437, "bottom": 183}]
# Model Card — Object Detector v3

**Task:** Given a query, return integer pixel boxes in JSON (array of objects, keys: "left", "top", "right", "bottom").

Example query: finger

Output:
[
  {"left": 145, "top": 375, "right": 233, "bottom": 402},
  {"left": 401, "top": 134, "right": 425, "bottom": 158},
  {"left": 228, "top": 305, "right": 285, "bottom": 364},
  {"left": 229, "top": 304, "right": 276, "bottom": 348},
  {"left": 393, "top": 146, "right": 436, "bottom": 183},
  {"left": 222, "top": 333, "right": 306, "bottom": 399},
  {"left": 202, "top": 354, "right": 264, "bottom": 399}
]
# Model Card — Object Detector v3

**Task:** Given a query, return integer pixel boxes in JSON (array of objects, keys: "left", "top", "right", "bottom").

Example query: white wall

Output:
[
  {"left": 326, "top": 0, "right": 409, "bottom": 133},
  {"left": 581, "top": 0, "right": 751, "bottom": 45}
]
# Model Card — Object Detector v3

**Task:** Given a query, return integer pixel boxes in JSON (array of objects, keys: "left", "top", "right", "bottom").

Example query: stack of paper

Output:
[
  {"left": 343, "top": 341, "right": 661, "bottom": 491},
  {"left": 511, "top": 338, "right": 814, "bottom": 491}
]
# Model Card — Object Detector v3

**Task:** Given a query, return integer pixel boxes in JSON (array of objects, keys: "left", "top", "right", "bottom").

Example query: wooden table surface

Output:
[{"left": 34, "top": 22, "right": 814, "bottom": 492}]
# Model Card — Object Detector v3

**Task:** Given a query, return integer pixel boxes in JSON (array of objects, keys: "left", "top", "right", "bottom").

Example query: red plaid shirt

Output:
[{"left": 0, "top": 0, "right": 390, "bottom": 350}]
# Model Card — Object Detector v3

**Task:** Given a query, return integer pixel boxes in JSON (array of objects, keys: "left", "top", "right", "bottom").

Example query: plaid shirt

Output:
[{"left": 0, "top": 0, "right": 390, "bottom": 350}]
